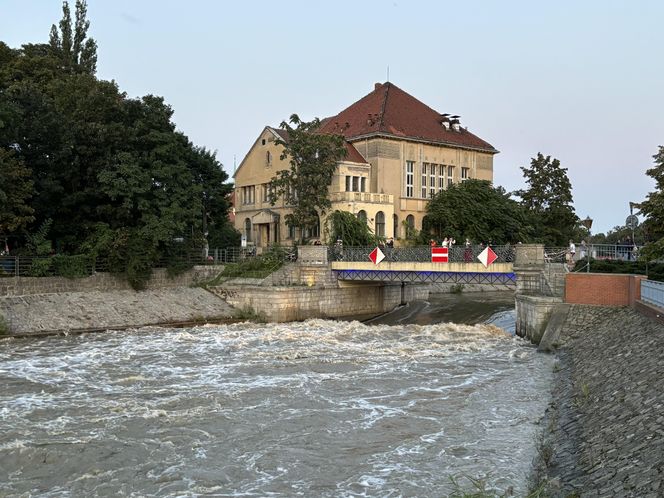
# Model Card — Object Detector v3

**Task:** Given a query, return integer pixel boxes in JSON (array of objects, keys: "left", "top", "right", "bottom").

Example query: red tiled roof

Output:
[
  {"left": 268, "top": 126, "right": 368, "bottom": 165},
  {"left": 319, "top": 82, "right": 497, "bottom": 153}
]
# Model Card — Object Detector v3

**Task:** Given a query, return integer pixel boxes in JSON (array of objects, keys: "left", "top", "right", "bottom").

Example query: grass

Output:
[{"left": 233, "top": 305, "right": 267, "bottom": 323}]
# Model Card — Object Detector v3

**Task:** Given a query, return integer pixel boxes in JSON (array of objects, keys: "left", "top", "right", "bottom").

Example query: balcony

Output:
[{"left": 329, "top": 192, "right": 394, "bottom": 204}]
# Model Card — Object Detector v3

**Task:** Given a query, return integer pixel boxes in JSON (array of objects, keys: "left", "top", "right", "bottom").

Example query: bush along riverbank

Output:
[{"left": 532, "top": 305, "right": 664, "bottom": 496}]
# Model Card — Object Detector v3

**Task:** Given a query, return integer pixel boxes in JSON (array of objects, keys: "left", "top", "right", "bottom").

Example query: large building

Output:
[{"left": 233, "top": 82, "right": 498, "bottom": 247}]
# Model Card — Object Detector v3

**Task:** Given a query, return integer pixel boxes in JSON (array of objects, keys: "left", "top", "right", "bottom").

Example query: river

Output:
[{"left": 0, "top": 292, "right": 553, "bottom": 497}]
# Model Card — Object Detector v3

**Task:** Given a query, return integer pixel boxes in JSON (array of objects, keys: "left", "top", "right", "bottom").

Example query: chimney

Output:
[{"left": 374, "top": 82, "right": 382, "bottom": 91}]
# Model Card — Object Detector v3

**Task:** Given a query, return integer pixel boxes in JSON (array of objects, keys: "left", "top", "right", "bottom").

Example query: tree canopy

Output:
[
  {"left": 0, "top": 2, "right": 237, "bottom": 286},
  {"left": 423, "top": 179, "right": 531, "bottom": 244},
  {"left": 269, "top": 114, "right": 346, "bottom": 243},
  {"left": 638, "top": 146, "right": 664, "bottom": 260},
  {"left": 515, "top": 153, "right": 579, "bottom": 246}
]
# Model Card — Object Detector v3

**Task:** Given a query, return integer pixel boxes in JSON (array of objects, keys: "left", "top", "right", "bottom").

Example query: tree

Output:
[
  {"left": 423, "top": 179, "right": 531, "bottom": 244},
  {"left": 269, "top": 114, "right": 347, "bottom": 243},
  {"left": 0, "top": 148, "right": 35, "bottom": 237},
  {"left": 327, "top": 210, "right": 379, "bottom": 246},
  {"left": 49, "top": 0, "right": 97, "bottom": 74},
  {"left": 515, "top": 153, "right": 579, "bottom": 246},
  {"left": 639, "top": 146, "right": 664, "bottom": 260}
]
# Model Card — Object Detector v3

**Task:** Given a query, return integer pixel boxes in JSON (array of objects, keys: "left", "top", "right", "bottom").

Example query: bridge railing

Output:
[
  {"left": 328, "top": 245, "right": 516, "bottom": 263},
  {"left": 641, "top": 280, "right": 664, "bottom": 309}
]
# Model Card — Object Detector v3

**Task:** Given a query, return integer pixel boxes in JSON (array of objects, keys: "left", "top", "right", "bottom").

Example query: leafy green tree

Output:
[
  {"left": 327, "top": 210, "right": 379, "bottom": 246},
  {"left": 0, "top": 148, "right": 35, "bottom": 237},
  {"left": 49, "top": 0, "right": 97, "bottom": 74},
  {"left": 424, "top": 179, "right": 531, "bottom": 244},
  {"left": 515, "top": 153, "right": 579, "bottom": 246},
  {"left": 639, "top": 146, "right": 664, "bottom": 260},
  {"left": 269, "top": 114, "right": 347, "bottom": 243}
]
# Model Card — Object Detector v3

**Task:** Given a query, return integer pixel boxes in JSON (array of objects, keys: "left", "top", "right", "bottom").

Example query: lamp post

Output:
[{"left": 581, "top": 216, "right": 593, "bottom": 272}]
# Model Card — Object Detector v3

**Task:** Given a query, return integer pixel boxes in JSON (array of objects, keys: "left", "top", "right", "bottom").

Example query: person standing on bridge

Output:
[{"left": 568, "top": 240, "right": 576, "bottom": 270}]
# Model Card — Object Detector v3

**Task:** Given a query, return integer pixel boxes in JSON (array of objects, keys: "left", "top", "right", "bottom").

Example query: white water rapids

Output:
[{"left": 0, "top": 302, "right": 553, "bottom": 496}]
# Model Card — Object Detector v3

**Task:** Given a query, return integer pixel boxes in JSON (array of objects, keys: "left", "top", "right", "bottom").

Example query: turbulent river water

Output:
[{"left": 0, "top": 292, "right": 553, "bottom": 497}]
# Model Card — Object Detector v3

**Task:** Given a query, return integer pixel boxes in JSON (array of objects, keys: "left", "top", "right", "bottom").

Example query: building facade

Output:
[{"left": 234, "top": 82, "right": 497, "bottom": 247}]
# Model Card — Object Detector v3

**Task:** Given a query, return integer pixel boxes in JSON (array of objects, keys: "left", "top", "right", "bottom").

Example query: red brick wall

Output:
[{"left": 565, "top": 273, "right": 646, "bottom": 306}]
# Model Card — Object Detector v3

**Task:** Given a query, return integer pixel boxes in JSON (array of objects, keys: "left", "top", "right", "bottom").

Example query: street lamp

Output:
[{"left": 581, "top": 216, "right": 593, "bottom": 272}]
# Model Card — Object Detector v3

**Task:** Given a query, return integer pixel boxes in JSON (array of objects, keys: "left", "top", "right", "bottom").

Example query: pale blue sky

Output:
[{"left": 2, "top": 0, "right": 663, "bottom": 234}]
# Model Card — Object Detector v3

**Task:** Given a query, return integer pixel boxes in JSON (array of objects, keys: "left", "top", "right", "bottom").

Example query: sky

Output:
[{"left": 2, "top": 0, "right": 663, "bottom": 235}]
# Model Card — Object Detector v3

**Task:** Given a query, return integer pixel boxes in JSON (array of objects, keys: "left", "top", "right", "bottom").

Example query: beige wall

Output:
[
  {"left": 353, "top": 137, "right": 495, "bottom": 240},
  {"left": 234, "top": 128, "right": 495, "bottom": 246}
]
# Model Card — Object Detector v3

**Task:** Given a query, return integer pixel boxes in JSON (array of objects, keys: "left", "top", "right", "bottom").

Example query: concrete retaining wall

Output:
[{"left": 515, "top": 293, "right": 563, "bottom": 343}]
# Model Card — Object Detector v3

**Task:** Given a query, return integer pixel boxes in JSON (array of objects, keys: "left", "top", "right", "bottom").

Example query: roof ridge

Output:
[{"left": 378, "top": 82, "right": 390, "bottom": 130}]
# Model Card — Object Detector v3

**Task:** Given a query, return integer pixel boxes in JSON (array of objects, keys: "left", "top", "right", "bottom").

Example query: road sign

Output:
[
  {"left": 431, "top": 246, "right": 449, "bottom": 263},
  {"left": 477, "top": 246, "right": 497, "bottom": 267},
  {"left": 369, "top": 247, "right": 385, "bottom": 265},
  {"left": 626, "top": 214, "right": 639, "bottom": 229}
]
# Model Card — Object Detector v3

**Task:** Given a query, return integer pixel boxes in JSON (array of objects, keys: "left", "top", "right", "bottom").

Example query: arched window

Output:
[
  {"left": 304, "top": 217, "right": 321, "bottom": 239},
  {"left": 393, "top": 214, "right": 399, "bottom": 239},
  {"left": 375, "top": 211, "right": 385, "bottom": 237},
  {"left": 266, "top": 151, "right": 272, "bottom": 165},
  {"left": 244, "top": 218, "right": 252, "bottom": 242},
  {"left": 357, "top": 210, "right": 367, "bottom": 224},
  {"left": 406, "top": 215, "right": 415, "bottom": 238}
]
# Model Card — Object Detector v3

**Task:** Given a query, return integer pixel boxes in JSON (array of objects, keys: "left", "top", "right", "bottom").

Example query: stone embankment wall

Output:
[
  {"left": 534, "top": 305, "right": 664, "bottom": 496},
  {"left": 210, "top": 282, "right": 429, "bottom": 322},
  {"left": 0, "top": 266, "right": 221, "bottom": 297}
]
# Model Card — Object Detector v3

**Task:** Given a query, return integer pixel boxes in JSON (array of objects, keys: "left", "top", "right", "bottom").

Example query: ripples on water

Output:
[{"left": 0, "top": 299, "right": 552, "bottom": 497}]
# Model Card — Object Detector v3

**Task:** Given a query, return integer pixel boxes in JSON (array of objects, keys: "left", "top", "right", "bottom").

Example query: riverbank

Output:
[
  {"left": 534, "top": 305, "right": 664, "bottom": 496},
  {"left": 0, "top": 287, "right": 237, "bottom": 337}
]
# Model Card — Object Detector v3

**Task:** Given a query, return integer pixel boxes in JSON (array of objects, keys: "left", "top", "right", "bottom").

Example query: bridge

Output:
[{"left": 299, "top": 245, "right": 518, "bottom": 285}]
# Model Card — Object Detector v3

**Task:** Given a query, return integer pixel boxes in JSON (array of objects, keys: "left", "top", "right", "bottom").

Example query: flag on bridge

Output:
[{"left": 431, "top": 246, "right": 448, "bottom": 263}]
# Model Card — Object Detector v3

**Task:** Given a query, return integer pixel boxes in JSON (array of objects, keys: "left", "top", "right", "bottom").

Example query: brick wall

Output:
[{"left": 565, "top": 273, "right": 645, "bottom": 306}]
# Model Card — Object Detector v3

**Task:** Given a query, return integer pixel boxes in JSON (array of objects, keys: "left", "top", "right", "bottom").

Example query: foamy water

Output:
[{"left": 0, "top": 317, "right": 552, "bottom": 496}]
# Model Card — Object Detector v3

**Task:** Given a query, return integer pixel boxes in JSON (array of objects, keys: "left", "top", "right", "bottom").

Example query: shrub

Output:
[
  {"left": 52, "top": 254, "right": 93, "bottom": 278},
  {"left": 28, "top": 257, "right": 52, "bottom": 277}
]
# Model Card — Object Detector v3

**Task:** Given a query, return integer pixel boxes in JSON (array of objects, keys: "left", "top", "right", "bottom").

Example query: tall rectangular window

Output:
[
  {"left": 405, "top": 161, "right": 414, "bottom": 198},
  {"left": 242, "top": 186, "right": 255, "bottom": 205},
  {"left": 360, "top": 177, "right": 366, "bottom": 192},
  {"left": 352, "top": 176, "right": 359, "bottom": 192},
  {"left": 262, "top": 184, "right": 269, "bottom": 202},
  {"left": 421, "top": 163, "right": 427, "bottom": 198},
  {"left": 345, "top": 176, "right": 351, "bottom": 192},
  {"left": 461, "top": 167, "right": 469, "bottom": 181},
  {"left": 447, "top": 166, "right": 454, "bottom": 187},
  {"left": 438, "top": 165, "right": 445, "bottom": 190},
  {"left": 430, "top": 164, "right": 436, "bottom": 197}
]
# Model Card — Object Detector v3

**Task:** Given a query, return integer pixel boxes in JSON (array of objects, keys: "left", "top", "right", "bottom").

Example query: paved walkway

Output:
[{"left": 537, "top": 305, "right": 664, "bottom": 497}]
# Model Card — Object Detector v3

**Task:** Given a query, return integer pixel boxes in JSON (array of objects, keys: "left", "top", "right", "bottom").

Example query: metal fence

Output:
[
  {"left": 328, "top": 244, "right": 516, "bottom": 263},
  {"left": 574, "top": 243, "right": 641, "bottom": 262},
  {"left": 641, "top": 280, "right": 664, "bottom": 309}
]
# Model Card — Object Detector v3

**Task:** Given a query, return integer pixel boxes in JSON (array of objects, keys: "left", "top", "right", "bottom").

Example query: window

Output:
[
  {"left": 438, "top": 165, "right": 445, "bottom": 190},
  {"left": 405, "top": 161, "right": 414, "bottom": 198},
  {"left": 393, "top": 214, "right": 399, "bottom": 239},
  {"left": 357, "top": 210, "right": 367, "bottom": 224},
  {"left": 244, "top": 218, "right": 252, "bottom": 241},
  {"left": 430, "top": 164, "right": 437, "bottom": 197},
  {"left": 447, "top": 166, "right": 454, "bottom": 187},
  {"left": 352, "top": 176, "right": 359, "bottom": 192},
  {"left": 461, "top": 167, "right": 469, "bottom": 181},
  {"left": 375, "top": 211, "right": 385, "bottom": 237},
  {"left": 361, "top": 177, "right": 366, "bottom": 192},
  {"left": 421, "top": 163, "right": 427, "bottom": 198},
  {"left": 261, "top": 139, "right": 266, "bottom": 146},
  {"left": 345, "top": 176, "right": 352, "bottom": 192},
  {"left": 288, "top": 224, "right": 296, "bottom": 239},
  {"left": 406, "top": 215, "right": 415, "bottom": 238},
  {"left": 262, "top": 184, "right": 270, "bottom": 202},
  {"left": 304, "top": 217, "right": 320, "bottom": 238},
  {"left": 266, "top": 151, "right": 272, "bottom": 166},
  {"left": 242, "top": 186, "right": 255, "bottom": 205}
]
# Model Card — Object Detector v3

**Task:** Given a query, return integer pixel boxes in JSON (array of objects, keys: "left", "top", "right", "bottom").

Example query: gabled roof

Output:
[
  {"left": 319, "top": 82, "right": 498, "bottom": 154},
  {"left": 266, "top": 127, "right": 368, "bottom": 165}
]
